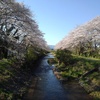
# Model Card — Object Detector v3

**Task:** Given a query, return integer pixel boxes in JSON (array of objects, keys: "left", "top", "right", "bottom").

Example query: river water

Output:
[{"left": 24, "top": 53, "right": 93, "bottom": 100}]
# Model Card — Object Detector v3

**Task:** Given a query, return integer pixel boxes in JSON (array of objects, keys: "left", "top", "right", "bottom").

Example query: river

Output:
[{"left": 24, "top": 53, "right": 93, "bottom": 100}]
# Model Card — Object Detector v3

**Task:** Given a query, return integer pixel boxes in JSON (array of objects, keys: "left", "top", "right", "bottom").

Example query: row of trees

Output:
[
  {"left": 0, "top": 0, "right": 49, "bottom": 60},
  {"left": 55, "top": 16, "right": 100, "bottom": 58}
]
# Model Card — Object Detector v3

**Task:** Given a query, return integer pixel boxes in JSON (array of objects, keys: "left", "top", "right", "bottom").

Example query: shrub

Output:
[{"left": 55, "top": 49, "right": 73, "bottom": 65}]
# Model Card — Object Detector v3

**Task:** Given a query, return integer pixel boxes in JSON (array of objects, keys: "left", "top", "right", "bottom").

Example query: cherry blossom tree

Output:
[
  {"left": 55, "top": 16, "right": 100, "bottom": 58},
  {"left": 0, "top": 0, "right": 49, "bottom": 59}
]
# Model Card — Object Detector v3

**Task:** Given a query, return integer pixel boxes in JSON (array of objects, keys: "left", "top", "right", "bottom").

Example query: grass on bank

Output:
[
  {"left": 48, "top": 53, "right": 100, "bottom": 100},
  {"left": 0, "top": 58, "right": 14, "bottom": 100},
  {"left": 0, "top": 49, "right": 48, "bottom": 100},
  {"left": 0, "top": 57, "right": 33, "bottom": 100}
]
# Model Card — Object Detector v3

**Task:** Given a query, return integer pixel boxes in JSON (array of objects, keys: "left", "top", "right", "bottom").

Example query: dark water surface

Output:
[{"left": 24, "top": 54, "right": 93, "bottom": 100}]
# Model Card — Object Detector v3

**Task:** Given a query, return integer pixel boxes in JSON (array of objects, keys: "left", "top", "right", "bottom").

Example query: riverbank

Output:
[
  {"left": 24, "top": 54, "right": 93, "bottom": 100},
  {"left": 0, "top": 58, "right": 31, "bottom": 99},
  {"left": 48, "top": 54, "right": 100, "bottom": 100},
  {"left": 0, "top": 54, "right": 46, "bottom": 100}
]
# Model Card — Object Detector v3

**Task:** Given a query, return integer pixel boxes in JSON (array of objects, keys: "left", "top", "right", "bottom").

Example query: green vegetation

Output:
[
  {"left": 48, "top": 58, "right": 57, "bottom": 66},
  {"left": 23, "top": 46, "right": 48, "bottom": 70},
  {"left": 0, "top": 58, "right": 16, "bottom": 99},
  {"left": 0, "top": 49, "right": 47, "bottom": 99},
  {"left": 55, "top": 49, "right": 72, "bottom": 65},
  {"left": 51, "top": 49, "right": 100, "bottom": 99}
]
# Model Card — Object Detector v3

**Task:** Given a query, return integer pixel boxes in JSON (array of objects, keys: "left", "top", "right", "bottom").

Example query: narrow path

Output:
[{"left": 24, "top": 54, "right": 93, "bottom": 100}]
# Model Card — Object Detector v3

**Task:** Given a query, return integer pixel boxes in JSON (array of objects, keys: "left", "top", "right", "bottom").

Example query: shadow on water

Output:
[{"left": 24, "top": 53, "right": 93, "bottom": 100}]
